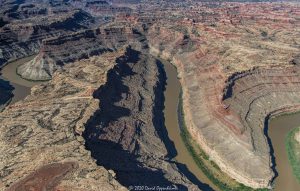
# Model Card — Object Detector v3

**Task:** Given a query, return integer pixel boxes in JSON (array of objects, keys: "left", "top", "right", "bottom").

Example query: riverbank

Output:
[
  {"left": 178, "top": 89, "right": 269, "bottom": 191},
  {"left": 0, "top": 55, "right": 42, "bottom": 87},
  {"left": 0, "top": 56, "right": 43, "bottom": 108},
  {"left": 158, "top": 53, "right": 269, "bottom": 190},
  {"left": 286, "top": 127, "right": 300, "bottom": 183},
  {"left": 159, "top": 58, "right": 218, "bottom": 191},
  {"left": 267, "top": 111, "right": 300, "bottom": 191}
]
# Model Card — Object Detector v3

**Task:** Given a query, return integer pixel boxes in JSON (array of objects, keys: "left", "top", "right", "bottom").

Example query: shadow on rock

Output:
[
  {"left": 264, "top": 115, "right": 278, "bottom": 183},
  {"left": 86, "top": 139, "right": 188, "bottom": 190},
  {"left": 0, "top": 78, "right": 14, "bottom": 106},
  {"left": 157, "top": 60, "right": 215, "bottom": 191},
  {"left": 83, "top": 47, "right": 188, "bottom": 189},
  {"left": 152, "top": 60, "right": 178, "bottom": 159}
]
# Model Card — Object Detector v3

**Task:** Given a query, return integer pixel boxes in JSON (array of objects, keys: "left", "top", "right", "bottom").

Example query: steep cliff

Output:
[
  {"left": 17, "top": 27, "right": 133, "bottom": 80},
  {"left": 0, "top": 37, "right": 200, "bottom": 191},
  {"left": 146, "top": 4, "right": 300, "bottom": 187},
  {"left": 0, "top": 50, "right": 128, "bottom": 191},
  {"left": 84, "top": 46, "right": 199, "bottom": 190},
  {"left": 0, "top": 0, "right": 95, "bottom": 68}
]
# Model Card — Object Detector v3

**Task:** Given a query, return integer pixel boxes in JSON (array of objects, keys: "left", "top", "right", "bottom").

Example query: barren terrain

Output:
[{"left": 0, "top": 0, "right": 300, "bottom": 191}]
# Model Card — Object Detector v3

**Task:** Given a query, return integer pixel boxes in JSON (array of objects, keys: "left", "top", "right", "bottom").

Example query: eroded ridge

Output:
[
  {"left": 83, "top": 45, "right": 199, "bottom": 191},
  {"left": 0, "top": 50, "right": 127, "bottom": 191},
  {"left": 0, "top": 29, "right": 200, "bottom": 190},
  {"left": 223, "top": 67, "right": 300, "bottom": 152},
  {"left": 1, "top": 0, "right": 300, "bottom": 190},
  {"left": 0, "top": 0, "right": 95, "bottom": 67},
  {"left": 145, "top": 3, "right": 300, "bottom": 186},
  {"left": 17, "top": 27, "right": 134, "bottom": 81}
]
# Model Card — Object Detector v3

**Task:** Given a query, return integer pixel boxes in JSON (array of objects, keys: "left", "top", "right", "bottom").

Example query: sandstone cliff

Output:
[{"left": 145, "top": 5, "right": 300, "bottom": 187}]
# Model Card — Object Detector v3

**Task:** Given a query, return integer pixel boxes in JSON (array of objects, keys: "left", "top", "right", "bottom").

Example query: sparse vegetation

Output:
[{"left": 285, "top": 127, "right": 300, "bottom": 183}]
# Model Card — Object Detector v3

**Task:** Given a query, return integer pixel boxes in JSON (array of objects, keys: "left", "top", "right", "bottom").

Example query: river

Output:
[
  {"left": 1, "top": 55, "right": 299, "bottom": 191},
  {"left": 269, "top": 113, "right": 300, "bottom": 191},
  {"left": 0, "top": 56, "right": 218, "bottom": 190},
  {"left": 0, "top": 56, "right": 41, "bottom": 105},
  {"left": 160, "top": 59, "right": 219, "bottom": 191},
  {"left": 161, "top": 58, "right": 300, "bottom": 191}
]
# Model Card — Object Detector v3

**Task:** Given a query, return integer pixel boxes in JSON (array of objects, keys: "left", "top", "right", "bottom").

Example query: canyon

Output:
[
  {"left": 0, "top": 0, "right": 300, "bottom": 191},
  {"left": 0, "top": 49, "right": 129, "bottom": 191},
  {"left": 0, "top": 25, "right": 199, "bottom": 190}
]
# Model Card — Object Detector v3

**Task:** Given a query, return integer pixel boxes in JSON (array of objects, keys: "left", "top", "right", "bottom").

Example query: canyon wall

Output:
[
  {"left": 0, "top": 0, "right": 95, "bottom": 68},
  {"left": 1, "top": 0, "right": 300, "bottom": 190},
  {"left": 146, "top": 8, "right": 300, "bottom": 187},
  {"left": 0, "top": 50, "right": 128, "bottom": 191},
  {"left": 17, "top": 27, "right": 134, "bottom": 80},
  {"left": 84, "top": 45, "right": 199, "bottom": 190},
  {"left": 0, "top": 25, "right": 200, "bottom": 190}
]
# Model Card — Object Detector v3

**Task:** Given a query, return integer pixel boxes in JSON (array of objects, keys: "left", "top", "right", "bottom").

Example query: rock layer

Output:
[
  {"left": 17, "top": 27, "right": 133, "bottom": 80},
  {"left": 84, "top": 46, "right": 198, "bottom": 190},
  {"left": 146, "top": 5, "right": 300, "bottom": 186},
  {"left": 0, "top": 0, "right": 95, "bottom": 67},
  {"left": 0, "top": 50, "right": 128, "bottom": 191},
  {"left": 1, "top": 0, "right": 300, "bottom": 190}
]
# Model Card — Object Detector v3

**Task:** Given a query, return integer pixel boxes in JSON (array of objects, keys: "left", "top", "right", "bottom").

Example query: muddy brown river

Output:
[
  {"left": 161, "top": 58, "right": 300, "bottom": 191},
  {"left": 0, "top": 56, "right": 41, "bottom": 104},
  {"left": 1, "top": 56, "right": 299, "bottom": 191},
  {"left": 161, "top": 59, "right": 219, "bottom": 191},
  {"left": 269, "top": 113, "right": 300, "bottom": 191}
]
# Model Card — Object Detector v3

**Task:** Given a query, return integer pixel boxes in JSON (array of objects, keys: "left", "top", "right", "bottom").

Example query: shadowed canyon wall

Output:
[{"left": 0, "top": 0, "right": 299, "bottom": 190}]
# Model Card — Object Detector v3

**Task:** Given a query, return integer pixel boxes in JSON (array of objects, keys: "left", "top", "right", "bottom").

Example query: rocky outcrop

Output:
[
  {"left": 0, "top": 42, "right": 200, "bottom": 191},
  {"left": 6, "top": 162, "right": 78, "bottom": 191},
  {"left": 83, "top": 46, "right": 199, "bottom": 191},
  {"left": 16, "top": 52, "right": 56, "bottom": 81},
  {"left": 16, "top": 27, "right": 134, "bottom": 80},
  {"left": 0, "top": 50, "right": 128, "bottom": 191},
  {"left": 0, "top": 0, "right": 95, "bottom": 68}
]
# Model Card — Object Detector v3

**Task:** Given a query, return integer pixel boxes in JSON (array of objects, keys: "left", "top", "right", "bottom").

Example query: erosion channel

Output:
[{"left": 161, "top": 59, "right": 219, "bottom": 191}]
